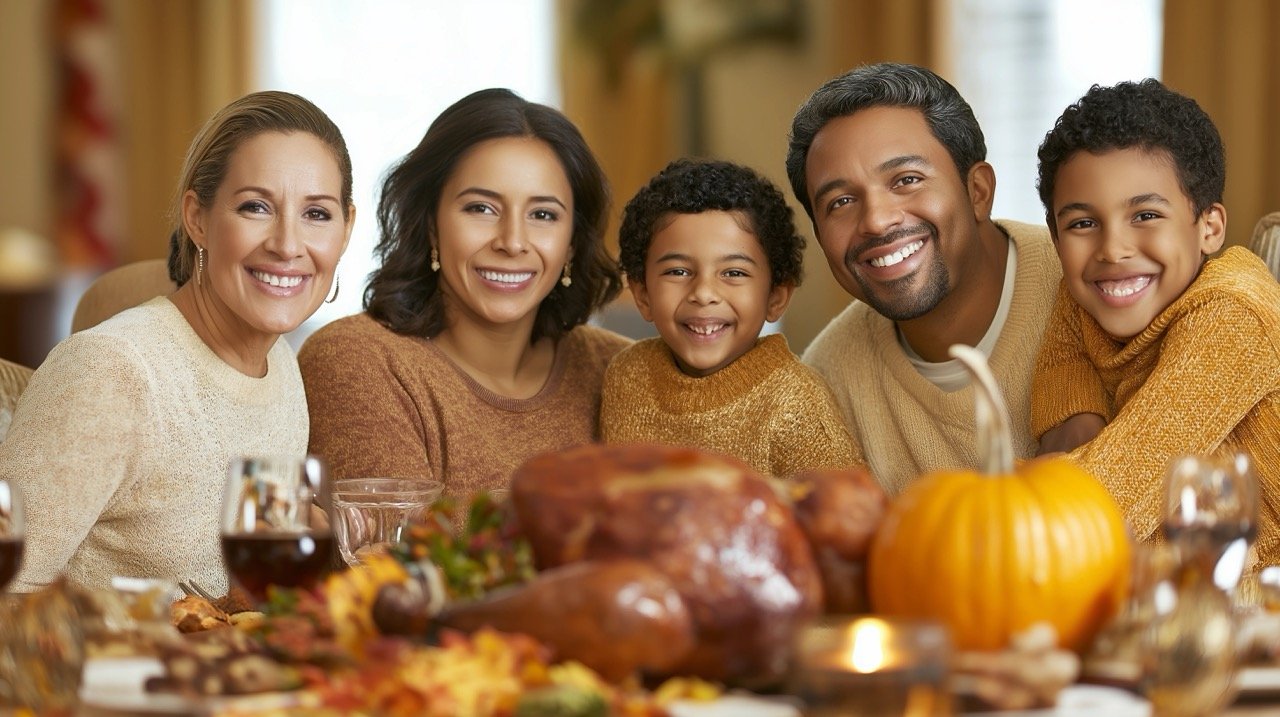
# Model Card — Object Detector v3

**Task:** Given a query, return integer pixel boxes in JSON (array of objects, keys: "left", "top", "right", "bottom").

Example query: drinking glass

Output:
[
  {"left": 0, "top": 480, "right": 23, "bottom": 591},
  {"left": 220, "top": 455, "right": 333, "bottom": 602},
  {"left": 332, "top": 478, "right": 442, "bottom": 566},
  {"left": 1163, "top": 453, "right": 1258, "bottom": 593}
]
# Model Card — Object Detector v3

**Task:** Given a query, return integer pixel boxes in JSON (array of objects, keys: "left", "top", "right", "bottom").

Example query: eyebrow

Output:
[
  {"left": 811, "top": 154, "right": 931, "bottom": 205},
  {"left": 654, "top": 251, "right": 760, "bottom": 265},
  {"left": 457, "top": 187, "right": 568, "bottom": 210},
  {"left": 1055, "top": 193, "right": 1174, "bottom": 219},
  {"left": 235, "top": 186, "right": 340, "bottom": 204}
]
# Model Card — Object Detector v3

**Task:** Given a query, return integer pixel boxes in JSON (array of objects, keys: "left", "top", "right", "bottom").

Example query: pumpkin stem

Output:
[{"left": 949, "top": 344, "right": 1014, "bottom": 475}]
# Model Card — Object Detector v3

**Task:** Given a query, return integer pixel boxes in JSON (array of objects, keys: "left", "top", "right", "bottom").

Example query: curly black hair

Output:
[
  {"left": 618, "top": 159, "right": 804, "bottom": 288},
  {"left": 1037, "top": 78, "right": 1225, "bottom": 223}
]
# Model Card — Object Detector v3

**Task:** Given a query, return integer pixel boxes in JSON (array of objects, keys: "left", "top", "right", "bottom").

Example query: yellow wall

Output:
[{"left": 0, "top": 0, "right": 54, "bottom": 242}]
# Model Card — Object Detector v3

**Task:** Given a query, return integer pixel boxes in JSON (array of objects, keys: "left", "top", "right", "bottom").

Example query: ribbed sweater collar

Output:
[{"left": 644, "top": 333, "right": 792, "bottom": 414}]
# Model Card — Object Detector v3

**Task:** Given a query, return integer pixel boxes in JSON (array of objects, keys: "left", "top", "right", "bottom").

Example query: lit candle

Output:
[{"left": 790, "top": 616, "right": 952, "bottom": 717}]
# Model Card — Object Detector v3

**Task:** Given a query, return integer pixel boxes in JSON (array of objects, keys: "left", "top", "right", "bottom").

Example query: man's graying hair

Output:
[{"left": 785, "top": 62, "right": 987, "bottom": 219}]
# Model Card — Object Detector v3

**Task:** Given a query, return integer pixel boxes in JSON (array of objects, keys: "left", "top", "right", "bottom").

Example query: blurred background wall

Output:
[{"left": 0, "top": 0, "right": 1276, "bottom": 368}]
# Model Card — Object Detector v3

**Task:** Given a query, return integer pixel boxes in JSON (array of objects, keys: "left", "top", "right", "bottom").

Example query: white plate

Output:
[
  {"left": 80, "top": 657, "right": 299, "bottom": 716},
  {"left": 1237, "top": 665, "right": 1280, "bottom": 695},
  {"left": 962, "top": 685, "right": 1150, "bottom": 717}
]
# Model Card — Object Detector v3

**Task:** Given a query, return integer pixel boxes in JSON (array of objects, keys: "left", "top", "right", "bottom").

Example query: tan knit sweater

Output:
[
  {"left": 298, "top": 313, "right": 631, "bottom": 498},
  {"left": 1032, "top": 247, "right": 1280, "bottom": 563},
  {"left": 802, "top": 221, "right": 1061, "bottom": 495},
  {"left": 0, "top": 297, "right": 307, "bottom": 593},
  {"left": 600, "top": 334, "right": 861, "bottom": 478}
]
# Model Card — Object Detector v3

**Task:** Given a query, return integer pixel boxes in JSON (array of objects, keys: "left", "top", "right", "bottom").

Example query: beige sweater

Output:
[
  {"left": 600, "top": 334, "right": 861, "bottom": 478},
  {"left": 0, "top": 297, "right": 307, "bottom": 593},
  {"left": 802, "top": 220, "right": 1061, "bottom": 495},
  {"left": 1033, "top": 247, "right": 1280, "bottom": 563},
  {"left": 298, "top": 313, "right": 631, "bottom": 498}
]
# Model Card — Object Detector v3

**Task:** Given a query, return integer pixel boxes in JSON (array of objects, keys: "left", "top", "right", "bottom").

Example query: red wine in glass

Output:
[
  {"left": 221, "top": 531, "right": 334, "bottom": 601},
  {"left": 0, "top": 536, "right": 23, "bottom": 591}
]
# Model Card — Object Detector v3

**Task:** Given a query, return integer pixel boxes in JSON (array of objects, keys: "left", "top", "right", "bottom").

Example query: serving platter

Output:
[{"left": 79, "top": 657, "right": 302, "bottom": 716}]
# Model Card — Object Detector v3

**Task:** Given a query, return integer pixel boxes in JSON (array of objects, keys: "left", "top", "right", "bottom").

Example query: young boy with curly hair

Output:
[
  {"left": 599, "top": 159, "right": 861, "bottom": 479},
  {"left": 1031, "top": 79, "right": 1280, "bottom": 563}
]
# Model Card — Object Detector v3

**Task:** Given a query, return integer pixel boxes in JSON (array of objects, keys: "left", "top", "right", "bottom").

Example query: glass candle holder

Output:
[{"left": 790, "top": 616, "right": 953, "bottom": 717}]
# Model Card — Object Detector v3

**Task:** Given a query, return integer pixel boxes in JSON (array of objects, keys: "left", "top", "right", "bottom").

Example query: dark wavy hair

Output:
[
  {"left": 619, "top": 159, "right": 804, "bottom": 288},
  {"left": 1037, "top": 78, "right": 1225, "bottom": 224},
  {"left": 785, "top": 62, "right": 986, "bottom": 219},
  {"left": 364, "top": 88, "right": 621, "bottom": 341},
  {"left": 168, "top": 91, "right": 353, "bottom": 286}
]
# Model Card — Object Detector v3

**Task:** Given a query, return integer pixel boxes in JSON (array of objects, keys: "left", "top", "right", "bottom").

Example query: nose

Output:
[
  {"left": 858, "top": 189, "right": 903, "bottom": 238},
  {"left": 1095, "top": 225, "right": 1135, "bottom": 263},
  {"left": 265, "top": 215, "right": 304, "bottom": 259},
  {"left": 687, "top": 273, "right": 721, "bottom": 306},
  {"left": 492, "top": 214, "right": 529, "bottom": 255}
]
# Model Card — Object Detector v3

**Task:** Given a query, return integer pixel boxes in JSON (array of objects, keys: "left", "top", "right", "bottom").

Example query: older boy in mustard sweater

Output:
[
  {"left": 600, "top": 159, "right": 860, "bottom": 479},
  {"left": 1031, "top": 79, "right": 1280, "bottom": 565}
]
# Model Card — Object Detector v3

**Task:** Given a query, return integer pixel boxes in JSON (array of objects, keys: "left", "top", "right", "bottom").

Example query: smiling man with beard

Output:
[{"left": 786, "top": 62, "right": 1063, "bottom": 495}]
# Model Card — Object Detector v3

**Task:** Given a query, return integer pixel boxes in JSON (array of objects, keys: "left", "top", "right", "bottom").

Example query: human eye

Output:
[
  {"left": 825, "top": 195, "right": 854, "bottom": 214},
  {"left": 1064, "top": 217, "right": 1096, "bottom": 231},
  {"left": 238, "top": 199, "right": 270, "bottom": 215},
  {"left": 891, "top": 174, "right": 923, "bottom": 189},
  {"left": 304, "top": 206, "right": 333, "bottom": 221},
  {"left": 723, "top": 268, "right": 749, "bottom": 279},
  {"left": 464, "top": 202, "right": 496, "bottom": 215},
  {"left": 530, "top": 208, "right": 560, "bottom": 222},
  {"left": 661, "top": 267, "right": 690, "bottom": 277},
  {"left": 1134, "top": 210, "right": 1162, "bottom": 223}
]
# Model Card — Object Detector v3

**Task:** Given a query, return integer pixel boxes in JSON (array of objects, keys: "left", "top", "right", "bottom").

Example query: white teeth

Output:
[
  {"left": 251, "top": 270, "right": 303, "bottom": 288},
  {"left": 479, "top": 270, "right": 534, "bottom": 284},
  {"left": 1098, "top": 275, "right": 1152, "bottom": 297},
  {"left": 687, "top": 323, "right": 727, "bottom": 335},
  {"left": 869, "top": 240, "right": 925, "bottom": 268}
]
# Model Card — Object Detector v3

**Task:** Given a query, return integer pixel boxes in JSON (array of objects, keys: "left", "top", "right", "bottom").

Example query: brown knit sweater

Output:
[
  {"left": 298, "top": 313, "right": 631, "bottom": 498},
  {"left": 1032, "top": 247, "right": 1280, "bottom": 563},
  {"left": 600, "top": 334, "right": 861, "bottom": 478}
]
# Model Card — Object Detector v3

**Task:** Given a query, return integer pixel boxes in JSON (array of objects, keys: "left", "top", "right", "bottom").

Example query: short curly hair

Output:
[
  {"left": 1037, "top": 78, "right": 1225, "bottom": 223},
  {"left": 618, "top": 159, "right": 804, "bottom": 288}
]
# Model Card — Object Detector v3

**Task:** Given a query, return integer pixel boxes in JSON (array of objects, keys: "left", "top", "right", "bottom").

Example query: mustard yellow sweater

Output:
[
  {"left": 1032, "top": 247, "right": 1280, "bottom": 564},
  {"left": 599, "top": 334, "right": 861, "bottom": 479}
]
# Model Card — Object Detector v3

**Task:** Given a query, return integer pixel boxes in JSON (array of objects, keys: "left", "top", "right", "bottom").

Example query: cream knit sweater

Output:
[
  {"left": 1033, "top": 247, "right": 1280, "bottom": 564},
  {"left": 0, "top": 297, "right": 308, "bottom": 593},
  {"left": 802, "top": 221, "right": 1061, "bottom": 495},
  {"left": 600, "top": 334, "right": 861, "bottom": 478}
]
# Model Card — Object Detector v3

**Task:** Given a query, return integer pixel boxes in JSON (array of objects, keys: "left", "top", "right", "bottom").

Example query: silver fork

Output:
[{"left": 178, "top": 579, "right": 217, "bottom": 602}]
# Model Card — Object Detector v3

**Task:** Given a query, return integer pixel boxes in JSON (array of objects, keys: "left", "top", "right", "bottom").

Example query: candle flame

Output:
[{"left": 849, "top": 619, "right": 889, "bottom": 673}]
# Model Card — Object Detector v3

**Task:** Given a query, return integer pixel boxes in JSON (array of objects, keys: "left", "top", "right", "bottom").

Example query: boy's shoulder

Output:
[{"left": 1182, "top": 247, "right": 1280, "bottom": 323}]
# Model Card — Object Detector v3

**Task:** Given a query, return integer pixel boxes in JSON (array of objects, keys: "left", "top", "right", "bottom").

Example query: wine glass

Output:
[
  {"left": 0, "top": 480, "right": 22, "bottom": 591},
  {"left": 1163, "top": 452, "right": 1258, "bottom": 593},
  {"left": 220, "top": 455, "right": 333, "bottom": 602}
]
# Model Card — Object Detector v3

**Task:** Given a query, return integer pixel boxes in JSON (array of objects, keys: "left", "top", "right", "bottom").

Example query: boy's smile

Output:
[
  {"left": 1051, "top": 147, "right": 1226, "bottom": 339},
  {"left": 631, "top": 211, "right": 793, "bottom": 377}
]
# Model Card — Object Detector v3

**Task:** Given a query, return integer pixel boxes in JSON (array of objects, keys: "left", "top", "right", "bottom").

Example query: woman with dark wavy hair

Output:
[{"left": 299, "top": 88, "right": 628, "bottom": 497}]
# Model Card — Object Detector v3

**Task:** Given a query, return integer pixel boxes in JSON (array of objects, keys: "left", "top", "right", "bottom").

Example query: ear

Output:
[
  {"left": 765, "top": 282, "right": 796, "bottom": 323},
  {"left": 966, "top": 161, "right": 997, "bottom": 223},
  {"left": 628, "top": 277, "right": 654, "bottom": 322},
  {"left": 182, "top": 190, "right": 206, "bottom": 247},
  {"left": 1198, "top": 202, "right": 1227, "bottom": 256},
  {"left": 339, "top": 204, "right": 357, "bottom": 257}
]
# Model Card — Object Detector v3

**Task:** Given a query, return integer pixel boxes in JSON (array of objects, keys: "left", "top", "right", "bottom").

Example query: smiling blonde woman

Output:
[{"left": 0, "top": 91, "right": 354, "bottom": 593}]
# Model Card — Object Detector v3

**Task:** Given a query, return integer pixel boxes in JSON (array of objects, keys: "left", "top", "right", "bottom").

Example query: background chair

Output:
[
  {"left": 70, "top": 259, "right": 176, "bottom": 333},
  {"left": 0, "top": 357, "right": 33, "bottom": 442},
  {"left": 1250, "top": 212, "right": 1280, "bottom": 282}
]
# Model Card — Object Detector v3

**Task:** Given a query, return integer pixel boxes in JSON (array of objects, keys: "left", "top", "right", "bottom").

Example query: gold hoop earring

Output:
[
  {"left": 196, "top": 246, "right": 205, "bottom": 286},
  {"left": 325, "top": 274, "right": 340, "bottom": 304},
  {"left": 430, "top": 247, "right": 441, "bottom": 272},
  {"left": 560, "top": 262, "right": 572, "bottom": 288}
]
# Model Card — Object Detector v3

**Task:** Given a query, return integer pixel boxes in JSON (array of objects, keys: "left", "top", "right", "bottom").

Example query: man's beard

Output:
[{"left": 846, "top": 223, "right": 951, "bottom": 321}]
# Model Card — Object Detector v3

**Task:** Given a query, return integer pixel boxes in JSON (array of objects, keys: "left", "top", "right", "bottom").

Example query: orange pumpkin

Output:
[{"left": 867, "top": 346, "right": 1130, "bottom": 652}]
